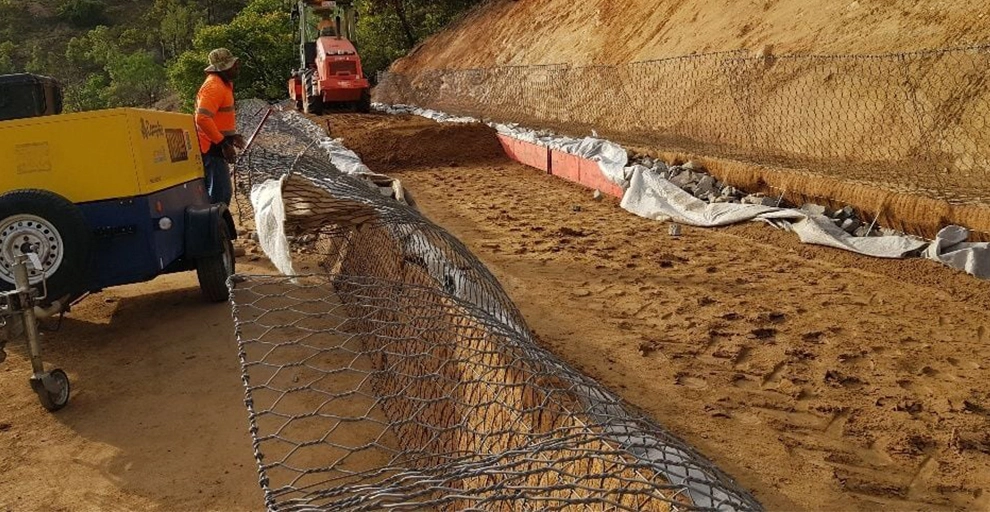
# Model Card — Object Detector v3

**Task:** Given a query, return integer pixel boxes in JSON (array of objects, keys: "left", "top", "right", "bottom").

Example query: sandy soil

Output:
[
  {"left": 9, "top": 109, "right": 989, "bottom": 511},
  {"left": 331, "top": 113, "right": 990, "bottom": 511},
  {"left": 397, "top": 0, "right": 990, "bottom": 71},
  {"left": 0, "top": 242, "right": 270, "bottom": 512}
]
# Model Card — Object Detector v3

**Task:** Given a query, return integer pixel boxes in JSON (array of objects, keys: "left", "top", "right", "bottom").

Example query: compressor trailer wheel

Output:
[
  {"left": 0, "top": 189, "right": 92, "bottom": 302},
  {"left": 195, "top": 216, "right": 235, "bottom": 302},
  {"left": 31, "top": 368, "right": 70, "bottom": 412},
  {"left": 0, "top": 190, "right": 88, "bottom": 412}
]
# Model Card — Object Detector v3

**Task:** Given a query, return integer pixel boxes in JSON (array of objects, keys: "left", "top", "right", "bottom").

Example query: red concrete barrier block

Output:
[
  {"left": 496, "top": 135, "right": 624, "bottom": 199},
  {"left": 550, "top": 149, "right": 624, "bottom": 198},
  {"left": 549, "top": 150, "right": 582, "bottom": 185},
  {"left": 497, "top": 135, "right": 549, "bottom": 173}
]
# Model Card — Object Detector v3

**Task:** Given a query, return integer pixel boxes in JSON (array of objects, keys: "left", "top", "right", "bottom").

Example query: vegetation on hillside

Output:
[
  {"left": 0, "top": 0, "right": 482, "bottom": 112},
  {"left": 356, "top": 0, "right": 483, "bottom": 79}
]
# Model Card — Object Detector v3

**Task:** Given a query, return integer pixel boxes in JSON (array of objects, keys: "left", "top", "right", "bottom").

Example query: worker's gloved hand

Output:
[
  {"left": 220, "top": 134, "right": 246, "bottom": 164},
  {"left": 221, "top": 139, "right": 239, "bottom": 164},
  {"left": 228, "top": 134, "right": 247, "bottom": 150}
]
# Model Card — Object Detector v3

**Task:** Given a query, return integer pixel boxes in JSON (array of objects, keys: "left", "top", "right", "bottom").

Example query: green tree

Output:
[
  {"left": 242, "top": 0, "right": 289, "bottom": 16},
  {"left": 170, "top": 0, "right": 295, "bottom": 109},
  {"left": 0, "top": 41, "right": 16, "bottom": 74},
  {"left": 366, "top": 0, "right": 416, "bottom": 49},
  {"left": 25, "top": 44, "right": 62, "bottom": 76},
  {"left": 354, "top": 0, "right": 483, "bottom": 77},
  {"left": 64, "top": 74, "right": 111, "bottom": 112},
  {"left": 200, "top": 0, "right": 249, "bottom": 25},
  {"left": 57, "top": 0, "right": 108, "bottom": 28},
  {"left": 0, "top": 0, "right": 27, "bottom": 42},
  {"left": 168, "top": 51, "right": 208, "bottom": 108},
  {"left": 63, "top": 26, "right": 167, "bottom": 111},
  {"left": 67, "top": 26, "right": 117, "bottom": 72},
  {"left": 146, "top": 0, "right": 206, "bottom": 61},
  {"left": 106, "top": 51, "right": 168, "bottom": 105}
]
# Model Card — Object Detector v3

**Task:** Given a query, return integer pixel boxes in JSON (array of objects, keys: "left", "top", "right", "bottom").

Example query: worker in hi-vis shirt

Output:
[{"left": 194, "top": 48, "right": 246, "bottom": 206}]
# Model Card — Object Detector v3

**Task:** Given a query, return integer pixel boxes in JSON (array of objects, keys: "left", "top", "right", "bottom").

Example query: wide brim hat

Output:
[{"left": 205, "top": 48, "right": 239, "bottom": 73}]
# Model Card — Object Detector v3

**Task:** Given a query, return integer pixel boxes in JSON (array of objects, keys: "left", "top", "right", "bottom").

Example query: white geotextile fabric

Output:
[
  {"left": 621, "top": 168, "right": 928, "bottom": 258},
  {"left": 374, "top": 102, "right": 990, "bottom": 276},
  {"left": 374, "top": 104, "right": 479, "bottom": 124},
  {"left": 924, "top": 226, "right": 990, "bottom": 279},
  {"left": 251, "top": 176, "right": 296, "bottom": 276},
  {"left": 393, "top": 225, "right": 529, "bottom": 337}
]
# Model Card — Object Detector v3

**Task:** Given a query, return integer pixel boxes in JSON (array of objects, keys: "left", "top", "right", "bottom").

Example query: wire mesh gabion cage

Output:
[
  {"left": 375, "top": 45, "right": 990, "bottom": 206},
  {"left": 228, "top": 102, "right": 763, "bottom": 512}
]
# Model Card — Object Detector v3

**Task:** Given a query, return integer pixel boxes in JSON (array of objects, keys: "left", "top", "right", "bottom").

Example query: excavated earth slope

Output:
[
  {"left": 382, "top": 0, "right": 990, "bottom": 237},
  {"left": 395, "top": 0, "right": 990, "bottom": 70}
]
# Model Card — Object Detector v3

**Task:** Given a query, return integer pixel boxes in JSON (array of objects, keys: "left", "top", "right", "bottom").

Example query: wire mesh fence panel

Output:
[
  {"left": 375, "top": 45, "right": 990, "bottom": 205},
  {"left": 229, "top": 105, "right": 763, "bottom": 512}
]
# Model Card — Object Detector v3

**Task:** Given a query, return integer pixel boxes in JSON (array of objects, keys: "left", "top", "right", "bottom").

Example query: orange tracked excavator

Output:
[{"left": 288, "top": 0, "right": 371, "bottom": 114}]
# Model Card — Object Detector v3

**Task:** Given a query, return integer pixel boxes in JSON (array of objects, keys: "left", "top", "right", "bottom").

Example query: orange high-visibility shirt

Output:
[{"left": 194, "top": 73, "right": 236, "bottom": 154}]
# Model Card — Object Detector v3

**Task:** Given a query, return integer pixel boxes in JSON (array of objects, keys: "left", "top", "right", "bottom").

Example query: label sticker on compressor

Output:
[{"left": 165, "top": 129, "right": 189, "bottom": 163}]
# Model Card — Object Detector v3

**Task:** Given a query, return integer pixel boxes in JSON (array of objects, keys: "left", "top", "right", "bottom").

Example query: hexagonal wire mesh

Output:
[
  {"left": 228, "top": 103, "right": 763, "bottom": 511},
  {"left": 375, "top": 45, "right": 990, "bottom": 206}
]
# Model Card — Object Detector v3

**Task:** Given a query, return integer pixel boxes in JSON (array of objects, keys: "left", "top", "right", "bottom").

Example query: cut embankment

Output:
[
  {"left": 323, "top": 111, "right": 990, "bottom": 512},
  {"left": 321, "top": 113, "right": 505, "bottom": 172},
  {"left": 376, "top": 0, "right": 990, "bottom": 239},
  {"left": 372, "top": 104, "right": 990, "bottom": 280}
]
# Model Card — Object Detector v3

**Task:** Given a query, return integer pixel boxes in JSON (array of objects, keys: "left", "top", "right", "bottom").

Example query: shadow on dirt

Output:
[{"left": 1, "top": 280, "right": 261, "bottom": 511}]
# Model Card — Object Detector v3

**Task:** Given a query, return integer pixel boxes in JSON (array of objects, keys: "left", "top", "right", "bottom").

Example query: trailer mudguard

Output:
[{"left": 185, "top": 204, "right": 235, "bottom": 259}]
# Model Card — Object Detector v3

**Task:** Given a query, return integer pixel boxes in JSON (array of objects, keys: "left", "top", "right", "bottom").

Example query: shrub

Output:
[{"left": 57, "top": 0, "right": 108, "bottom": 28}]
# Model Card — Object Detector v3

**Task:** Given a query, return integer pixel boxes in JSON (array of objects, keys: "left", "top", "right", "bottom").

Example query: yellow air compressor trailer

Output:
[{"left": 0, "top": 74, "right": 236, "bottom": 411}]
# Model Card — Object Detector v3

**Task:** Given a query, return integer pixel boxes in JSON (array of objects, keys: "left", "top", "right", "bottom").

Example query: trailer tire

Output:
[
  {"left": 0, "top": 189, "right": 92, "bottom": 302},
  {"left": 195, "top": 217, "right": 235, "bottom": 302}
]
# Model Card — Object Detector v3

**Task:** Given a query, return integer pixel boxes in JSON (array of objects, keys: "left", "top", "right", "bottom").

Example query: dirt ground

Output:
[
  {"left": 331, "top": 113, "right": 990, "bottom": 511},
  {"left": 0, "top": 244, "right": 269, "bottom": 512},
  {"left": 7, "top": 109, "right": 990, "bottom": 512}
]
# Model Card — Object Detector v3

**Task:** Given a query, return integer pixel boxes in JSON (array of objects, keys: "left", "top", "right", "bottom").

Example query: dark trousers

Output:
[{"left": 203, "top": 152, "right": 232, "bottom": 206}]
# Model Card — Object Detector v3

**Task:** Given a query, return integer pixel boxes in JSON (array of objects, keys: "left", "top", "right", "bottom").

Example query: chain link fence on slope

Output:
[
  {"left": 228, "top": 101, "right": 763, "bottom": 511},
  {"left": 375, "top": 45, "right": 990, "bottom": 207}
]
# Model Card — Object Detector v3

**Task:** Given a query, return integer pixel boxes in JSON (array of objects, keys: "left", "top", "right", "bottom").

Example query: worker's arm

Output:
[{"left": 195, "top": 87, "right": 225, "bottom": 146}]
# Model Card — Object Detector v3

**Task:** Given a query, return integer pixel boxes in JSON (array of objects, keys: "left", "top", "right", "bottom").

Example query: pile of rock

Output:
[
  {"left": 807, "top": 204, "right": 891, "bottom": 237},
  {"left": 635, "top": 158, "right": 748, "bottom": 204}
]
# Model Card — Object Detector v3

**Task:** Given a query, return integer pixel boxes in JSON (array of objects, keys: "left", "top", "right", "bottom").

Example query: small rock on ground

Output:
[
  {"left": 742, "top": 194, "right": 777, "bottom": 207},
  {"left": 841, "top": 218, "right": 859, "bottom": 234}
]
